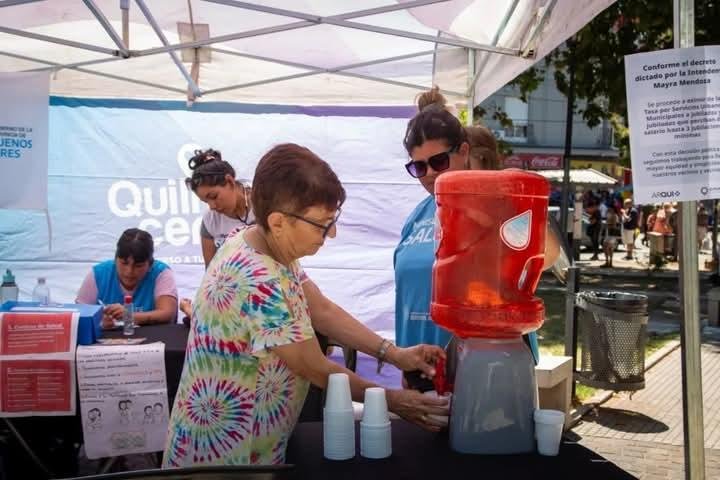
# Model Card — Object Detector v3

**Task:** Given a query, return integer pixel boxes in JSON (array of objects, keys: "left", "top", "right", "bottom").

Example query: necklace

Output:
[{"left": 234, "top": 185, "right": 251, "bottom": 224}]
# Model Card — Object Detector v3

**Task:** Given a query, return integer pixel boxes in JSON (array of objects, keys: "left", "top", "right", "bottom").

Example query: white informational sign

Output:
[
  {"left": 0, "top": 72, "right": 49, "bottom": 210},
  {"left": 625, "top": 45, "right": 720, "bottom": 203},
  {"left": 0, "top": 311, "right": 79, "bottom": 417},
  {"left": 77, "top": 343, "right": 169, "bottom": 459}
]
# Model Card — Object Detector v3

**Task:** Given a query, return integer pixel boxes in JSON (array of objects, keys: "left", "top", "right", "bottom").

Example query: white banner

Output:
[
  {"left": 0, "top": 100, "right": 421, "bottom": 340},
  {"left": 625, "top": 46, "right": 720, "bottom": 203},
  {"left": 77, "top": 342, "right": 169, "bottom": 459},
  {"left": 0, "top": 72, "right": 49, "bottom": 210}
]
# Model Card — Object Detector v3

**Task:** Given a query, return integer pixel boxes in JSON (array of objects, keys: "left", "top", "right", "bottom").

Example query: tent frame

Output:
[{"left": 0, "top": 0, "right": 551, "bottom": 101}]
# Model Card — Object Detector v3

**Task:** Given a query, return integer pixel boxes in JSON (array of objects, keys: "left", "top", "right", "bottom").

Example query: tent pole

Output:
[
  {"left": 0, "top": 0, "right": 45, "bottom": 7},
  {"left": 0, "top": 25, "right": 120, "bottom": 56},
  {"left": 134, "top": 0, "right": 202, "bottom": 98},
  {"left": 466, "top": 49, "right": 475, "bottom": 127},
  {"left": 520, "top": 0, "right": 558, "bottom": 57},
  {"left": 203, "top": 0, "right": 519, "bottom": 56},
  {"left": 1, "top": 51, "right": 187, "bottom": 94},
  {"left": 83, "top": 0, "right": 129, "bottom": 56},
  {"left": 121, "top": 0, "right": 130, "bottom": 48},
  {"left": 674, "top": 0, "right": 704, "bottom": 477},
  {"left": 559, "top": 38, "right": 575, "bottom": 258},
  {"left": 467, "top": 0, "right": 521, "bottom": 95}
]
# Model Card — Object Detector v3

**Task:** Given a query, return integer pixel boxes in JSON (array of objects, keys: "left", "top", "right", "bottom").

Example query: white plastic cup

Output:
[
  {"left": 325, "top": 373, "right": 353, "bottom": 412},
  {"left": 534, "top": 409, "right": 565, "bottom": 456},
  {"left": 360, "top": 422, "right": 392, "bottom": 459},
  {"left": 362, "top": 387, "right": 389, "bottom": 426},
  {"left": 323, "top": 408, "right": 355, "bottom": 461},
  {"left": 422, "top": 390, "right": 452, "bottom": 427}
]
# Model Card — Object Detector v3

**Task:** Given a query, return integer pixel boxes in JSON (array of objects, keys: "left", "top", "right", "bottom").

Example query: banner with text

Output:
[
  {"left": 0, "top": 99, "right": 421, "bottom": 339},
  {"left": 625, "top": 46, "right": 720, "bottom": 203},
  {"left": 0, "top": 72, "right": 49, "bottom": 210}
]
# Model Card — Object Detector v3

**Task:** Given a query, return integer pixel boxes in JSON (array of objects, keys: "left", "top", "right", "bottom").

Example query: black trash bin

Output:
[{"left": 575, "top": 291, "right": 648, "bottom": 391}]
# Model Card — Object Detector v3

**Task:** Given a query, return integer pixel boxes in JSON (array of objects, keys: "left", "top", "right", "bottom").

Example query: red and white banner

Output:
[
  {"left": 0, "top": 311, "right": 78, "bottom": 416},
  {"left": 502, "top": 153, "right": 563, "bottom": 170}
]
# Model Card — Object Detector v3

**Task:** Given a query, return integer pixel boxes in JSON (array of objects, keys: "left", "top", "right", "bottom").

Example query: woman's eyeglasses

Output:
[
  {"left": 282, "top": 208, "right": 342, "bottom": 238},
  {"left": 405, "top": 146, "right": 459, "bottom": 178}
]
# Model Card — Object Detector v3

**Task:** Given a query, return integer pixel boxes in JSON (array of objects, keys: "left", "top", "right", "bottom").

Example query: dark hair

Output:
[
  {"left": 252, "top": 144, "right": 345, "bottom": 230},
  {"left": 154, "top": 402, "right": 163, "bottom": 408},
  {"left": 465, "top": 125, "right": 499, "bottom": 170},
  {"left": 116, "top": 228, "right": 154, "bottom": 264},
  {"left": 89, "top": 408, "right": 101, "bottom": 416},
  {"left": 184, "top": 148, "right": 236, "bottom": 191},
  {"left": 415, "top": 85, "right": 447, "bottom": 112},
  {"left": 144, "top": 405, "right": 152, "bottom": 413},
  {"left": 404, "top": 105, "right": 467, "bottom": 155}
]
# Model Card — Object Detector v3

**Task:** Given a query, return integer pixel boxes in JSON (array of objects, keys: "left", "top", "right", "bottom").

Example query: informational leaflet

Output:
[
  {"left": 0, "top": 311, "right": 79, "bottom": 416},
  {"left": 76, "top": 343, "right": 169, "bottom": 459},
  {"left": 624, "top": 45, "right": 720, "bottom": 203}
]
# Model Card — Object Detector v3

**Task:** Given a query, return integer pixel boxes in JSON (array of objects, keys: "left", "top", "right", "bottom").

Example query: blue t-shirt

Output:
[
  {"left": 93, "top": 259, "right": 169, "bottom": 312},
  {"left": 394, "top": 195, "right": 540, "bottom": 362}
]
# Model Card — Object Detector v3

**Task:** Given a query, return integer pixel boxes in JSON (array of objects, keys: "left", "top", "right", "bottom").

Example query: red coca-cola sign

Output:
[{"left": 502, "top": 154, "right": 563, "bottom": 169}]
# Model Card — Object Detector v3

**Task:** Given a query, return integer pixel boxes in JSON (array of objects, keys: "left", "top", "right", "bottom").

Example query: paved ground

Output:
[{"left": 570, "top": 339, "right": 720, "bottom": 479}]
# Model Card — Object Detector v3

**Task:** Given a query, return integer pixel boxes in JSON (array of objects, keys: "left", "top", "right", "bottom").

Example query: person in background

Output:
[
  {"left": 586, "top": 201, "right": 602, "bottom": 261},
  {"left": 76, "top": 228, "right": 177, "bottom": 328},
  {"left": 698, "top": 204, "right": 710, "bottom": 250},
  {"left": 163, "top": 144, "right": 449, "bottom": 468},
  {"left": 621, "top": 198, "right": 639, "bottom": 260},
  {"left": 603, "top": 205, "right": 621, "bottom": 268},
  {"left": 653, "top": 202, "right": 672, "bottom": 234},
  {"left": 395, "top": 86, "right": 559, "bottom": 363},
  {"left": 185, "top": 149, "right": 255, "bottom": 267}
]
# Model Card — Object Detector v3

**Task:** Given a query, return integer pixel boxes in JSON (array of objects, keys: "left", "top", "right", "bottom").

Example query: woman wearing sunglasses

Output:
[
  {"left": 395, "top": 88, "right": 559, "bottom": 363},
  {"left": 164, "top": 144, "right": 448, "bottom": 467}
]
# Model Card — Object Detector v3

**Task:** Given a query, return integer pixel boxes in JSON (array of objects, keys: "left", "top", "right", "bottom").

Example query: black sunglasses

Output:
[
  {"left": 405, "top": 146, "right": 459, "bottom": 178},
  {"left": 282, "top": 208, "right": 342, "bottom": 238}
]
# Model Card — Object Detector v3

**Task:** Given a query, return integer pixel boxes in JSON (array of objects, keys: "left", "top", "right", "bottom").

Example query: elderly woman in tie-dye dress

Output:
[{"left": 162, "top": 144, "right": 449, "bottom": 467}]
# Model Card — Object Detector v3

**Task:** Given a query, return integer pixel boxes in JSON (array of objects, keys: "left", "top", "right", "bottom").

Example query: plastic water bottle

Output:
[
  {"left": 123, "top": 295, "right": 135, "bottom": 336},
  {"left": 31, "top": 277, "right": 50, "bottom": 305},
  {"left": 1, "top": 269, "right": 19, "bottom": 304}
]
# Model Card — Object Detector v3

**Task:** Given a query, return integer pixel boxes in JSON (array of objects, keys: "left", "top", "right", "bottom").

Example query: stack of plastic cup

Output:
[
  {"left": 323, "top": 373, "right": 355, "bottom": 460},
  {"left": 534, "top": 409, "right": 566, "bottom": 456},
  {"left": 360, "top": 387, "right": 392, "bottom": 459}
]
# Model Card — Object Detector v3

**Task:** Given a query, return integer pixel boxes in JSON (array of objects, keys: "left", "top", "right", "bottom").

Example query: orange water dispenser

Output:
[{"left": 431, "top": 170, "right": 551, "bottom": 454}]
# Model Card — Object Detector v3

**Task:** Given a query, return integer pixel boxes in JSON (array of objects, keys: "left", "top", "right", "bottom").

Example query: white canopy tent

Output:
[{"left": 0, "top": 0, "right": 616, "bottom": 107}]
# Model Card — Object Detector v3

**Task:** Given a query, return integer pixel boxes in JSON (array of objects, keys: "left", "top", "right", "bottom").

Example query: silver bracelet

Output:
[{"left": 376, "top": 338, "right": 393, "bottom": 374}]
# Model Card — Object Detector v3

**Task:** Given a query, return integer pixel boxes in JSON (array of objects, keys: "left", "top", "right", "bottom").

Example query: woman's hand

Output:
[
  {"left": 179, "top": 298, "right": 193, "bottom": 317},
  {"left": 101, "top": 303, "right": 124, "bottom": 329},
  {"left": 387, "top": 344, "right": 445, "bottom": 378},
  {"left": 386, "top": 389, "right": 450, "bottom": 432}
]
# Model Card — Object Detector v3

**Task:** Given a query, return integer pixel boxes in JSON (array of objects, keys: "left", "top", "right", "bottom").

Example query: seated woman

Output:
[
  {"left": 163, "top": 144, "right": 448, "bottom": 468},
  {"left": 76, "top": 228, "right": 178, "bottom": 328}
]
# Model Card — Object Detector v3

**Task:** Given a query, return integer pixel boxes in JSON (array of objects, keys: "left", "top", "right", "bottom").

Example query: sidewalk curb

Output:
[{"left": 566, "top": 340, "right": 681, "bottom": 429}]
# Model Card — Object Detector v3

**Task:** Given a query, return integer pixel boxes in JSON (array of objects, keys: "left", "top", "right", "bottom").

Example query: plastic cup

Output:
[
  {"left": 534, "top": 409, "right": 565, "bottom": 456},
  {"left": 360, "top": 422, "right": 392, "bottom": 459},
  {"left": 422, "top": 390, "right": 451, "bottom": 427},
  {"left": 362, "top": 387, "right": 389, "bottom": 426},
  {"left": 325, "top": 373, "right": 352, "bottom": 412},
  {"left": 323, "top": 408, "right": 355, "bottom": 460}
]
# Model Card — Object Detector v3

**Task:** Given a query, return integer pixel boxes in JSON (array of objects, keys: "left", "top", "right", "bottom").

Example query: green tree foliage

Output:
[{"left": 516, "top": 0, "right": 719, "bottom": 163}]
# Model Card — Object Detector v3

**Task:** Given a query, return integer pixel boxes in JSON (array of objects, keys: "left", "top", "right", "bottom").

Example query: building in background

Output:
[{"left": 478, "top": 67, "right": 620, "bottom": 178}]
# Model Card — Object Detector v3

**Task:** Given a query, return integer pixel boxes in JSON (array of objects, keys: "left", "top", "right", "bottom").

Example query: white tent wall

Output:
[{"left": 0, "top": 99, "right": 422, "bottom": 337}]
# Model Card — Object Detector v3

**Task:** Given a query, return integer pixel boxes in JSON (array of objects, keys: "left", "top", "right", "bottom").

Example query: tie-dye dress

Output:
[{"left": 163, "top": 227, "right": 315, "bottom": 466}]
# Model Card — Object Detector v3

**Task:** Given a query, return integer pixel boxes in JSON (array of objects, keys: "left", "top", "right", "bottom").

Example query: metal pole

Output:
[
  {"left": 564, "top": 266, "right": 580, "bottom": 399},
  {"left": 467, "top": 49, "right": 475, "bottom": 127},
  {"left": 674, "top": 1, "right": 704, "bottom": 479},
  {"left": 559, "top": 38, "right": 575, "bottom": 259}
]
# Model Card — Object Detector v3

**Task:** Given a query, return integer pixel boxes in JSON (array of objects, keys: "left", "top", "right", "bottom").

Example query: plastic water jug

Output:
[{"left": 431, "top": 170, "right": 550, "bottom": 338}]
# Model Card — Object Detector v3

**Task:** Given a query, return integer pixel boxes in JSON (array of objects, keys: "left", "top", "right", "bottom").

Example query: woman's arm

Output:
[
  {"left": 543, "top": 224, "right": 561, "bottom": 270},
  {"left": 303, "top": 279, "right": 443, "bottom": 376},
  {"left": 272, "top": 337, "right": 449, "bottom": 430},
  {"left": 134, "top": 295, "right": 177, "bottom": 325},
  {"left": 201, "top": 236, "right": 217, "bottom": 268}
]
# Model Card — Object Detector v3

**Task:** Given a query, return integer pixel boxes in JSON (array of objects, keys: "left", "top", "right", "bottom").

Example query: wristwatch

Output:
[{"left": 376, "top": 338, "right": 393, "bottom": 374}]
